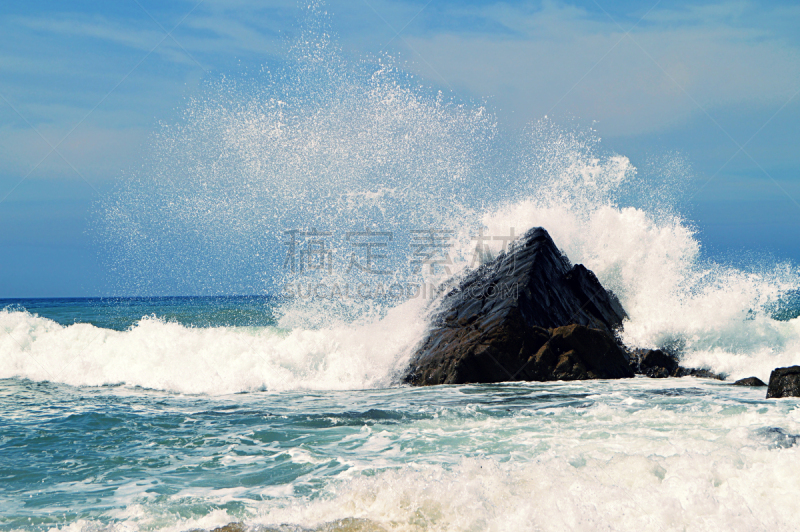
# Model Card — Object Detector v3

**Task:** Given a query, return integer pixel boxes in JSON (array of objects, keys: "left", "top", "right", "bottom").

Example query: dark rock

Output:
[
  {"left": 626, "top": 347, "right": 726, "bottom": 380},
  {"left": 767, "top": 366, "right": 800, "bottom": 398},
  {"left": 733, "top": 377, "right": 767, "bottom": 387},
  {"left": 529, "top": 324, "right": 634, "bottom": 381},
  {"left": 403, "top": 227, "right": 632, "bottom": 385},
  {"left": 639, "top": 349, "right": 679, "bottom": 378},
  {"left": 673, "top": 367, "right": 726, "bottom": 380},
  {"left": 405, "top": 323, "right": 633, "bottom": 385}
]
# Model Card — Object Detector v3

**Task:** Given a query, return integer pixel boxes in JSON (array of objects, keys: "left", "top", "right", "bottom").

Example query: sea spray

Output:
[
  {"left": 94, "top": 2, "right": 495, "bottom": 299},
  {"left": 88, "top": 2, "right": 800, "bottom": 385}
]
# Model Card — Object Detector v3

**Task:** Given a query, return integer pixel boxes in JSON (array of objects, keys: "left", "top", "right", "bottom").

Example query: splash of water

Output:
[
  {"left": 77, "top": 2, "right": 800, "bottom": 388},
  {"left": 475, "top": 120, "right": 800, "bottom": 380},
  {"left": 95, "top": 3, "right": 495, "bottom": 299}
]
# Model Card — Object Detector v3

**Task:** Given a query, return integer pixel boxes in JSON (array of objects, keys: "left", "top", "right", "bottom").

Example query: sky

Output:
[{"left": 0, "top": 0, "right": 799, "bottom": 297}]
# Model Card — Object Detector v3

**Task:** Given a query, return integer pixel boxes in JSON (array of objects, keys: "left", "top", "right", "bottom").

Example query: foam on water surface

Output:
[
  {"left": 0, "top": 300, "right": 428, "bottom": 394},
  {"left": 3, "top": 378, "right": 800, "bottom": 532}
]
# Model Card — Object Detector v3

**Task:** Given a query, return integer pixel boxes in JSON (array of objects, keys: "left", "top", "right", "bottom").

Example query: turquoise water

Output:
[
  {"left": 4, "top": 372, "right": 800, "bottom": 531},
  {"left": 2, "top": 296, "right": 800, "bottom": 531}
]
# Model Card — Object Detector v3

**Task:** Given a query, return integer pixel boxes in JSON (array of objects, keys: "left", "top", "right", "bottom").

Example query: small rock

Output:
[
  {"left": 767, "top": 366, "right": 800, "bottom": 398},
  {"left": 211, "top": 524, "right": 246, "bottom": 532},
  {"left": 673, "top": 367, "right": 726, "bottom": 380},
  {"left": 733, "top": 377, "right": 767, "bottom": 387},
  {"left": 638, "top": 349, "right": 679, "bottom": 378},
  {"left": 626, "top": 348, "right": 725, "bottom": 380}
]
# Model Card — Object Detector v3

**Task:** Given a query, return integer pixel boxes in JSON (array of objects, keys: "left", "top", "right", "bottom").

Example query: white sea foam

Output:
[
  {"left": 47, "top": 454, "right": 800, "bottom": 531},
  {"left": 0, "top": 298, "right": 427, "bottom": 394},
  {"left": 34, "top": 380, "right": 800, "bottom": 532},
  {"left": 247, "top": 451, "right": 800, "bottom": 532}
]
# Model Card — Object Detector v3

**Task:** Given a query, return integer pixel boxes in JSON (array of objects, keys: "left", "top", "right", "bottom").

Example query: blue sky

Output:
[{"left": 1, "top": 0, "right": 799, "bottom": 297}]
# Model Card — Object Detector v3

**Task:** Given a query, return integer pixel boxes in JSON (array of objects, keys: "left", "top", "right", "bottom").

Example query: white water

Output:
[
  {"left": 472, "top": 120, "right": 800, "bottom": 382},
  {"left": 7, "top": 115, "right": 800, "bottom": 391},
  {"left": 0, "top": 299, "right": 427, "bottom": 394},
  {"left": 23, "top": 379, "right": 800, "bottom": 532},
  {"left": 252, "top": 448, "right": 800, "bottom": 532}
]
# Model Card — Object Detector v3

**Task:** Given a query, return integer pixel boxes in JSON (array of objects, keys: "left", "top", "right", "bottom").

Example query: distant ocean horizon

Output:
[{"left": 0, "top": 296, "right": 279, "bottom": 332}]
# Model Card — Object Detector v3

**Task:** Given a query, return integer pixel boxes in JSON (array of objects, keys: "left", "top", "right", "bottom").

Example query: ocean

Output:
[{"left": 2, "top": 297, "right": 800, "bottom": 531}]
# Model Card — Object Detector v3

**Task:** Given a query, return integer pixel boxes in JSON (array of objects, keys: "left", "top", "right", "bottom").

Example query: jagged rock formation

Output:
[{"left": 403, "top": 227, "right": 632, "bottom": 386}]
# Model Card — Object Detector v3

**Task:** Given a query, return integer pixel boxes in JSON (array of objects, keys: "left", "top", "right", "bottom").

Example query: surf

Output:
[{"left": 4, "top": 2, "right": 791, "bottom": 391}]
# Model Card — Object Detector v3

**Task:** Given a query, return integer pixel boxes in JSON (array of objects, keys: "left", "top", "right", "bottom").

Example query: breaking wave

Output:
[{"left": 7, "top": 2, "right": 792, "bottom": 392}]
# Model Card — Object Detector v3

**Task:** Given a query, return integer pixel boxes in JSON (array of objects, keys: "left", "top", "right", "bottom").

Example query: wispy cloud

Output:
[
  {"left": 15, "top": 15, "right": 165, "bottom": 51},
  {"left": 391, "top": 0, "right": 800, "bottom": 134}
]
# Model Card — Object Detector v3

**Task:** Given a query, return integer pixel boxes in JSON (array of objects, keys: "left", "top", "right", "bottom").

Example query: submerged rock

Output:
[
  {"left": 210, "top": 524, "right": 246, "bottom": 532},
  {"left": 754, "top": 427, "right": 799, "bottom": 449},
  {"left": 210, "top": 519, "right": 387, "bottom": 532},
  {"left": 734, "top": 377, "right": 767, "bottom": 387},
  {"left": 767, "top": 366, "right": 800, "bottom": 398},
  {"left": 403, "top": 227, "right": 632, "bottom": 385}
]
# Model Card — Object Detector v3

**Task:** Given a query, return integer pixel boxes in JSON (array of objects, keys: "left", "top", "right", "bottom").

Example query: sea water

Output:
[
  {"left": 2, "top": 299, "right": 800, "bottom": 531},
  {"left": 5, "top": 2, "right": 800, "bottom": 530}
]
